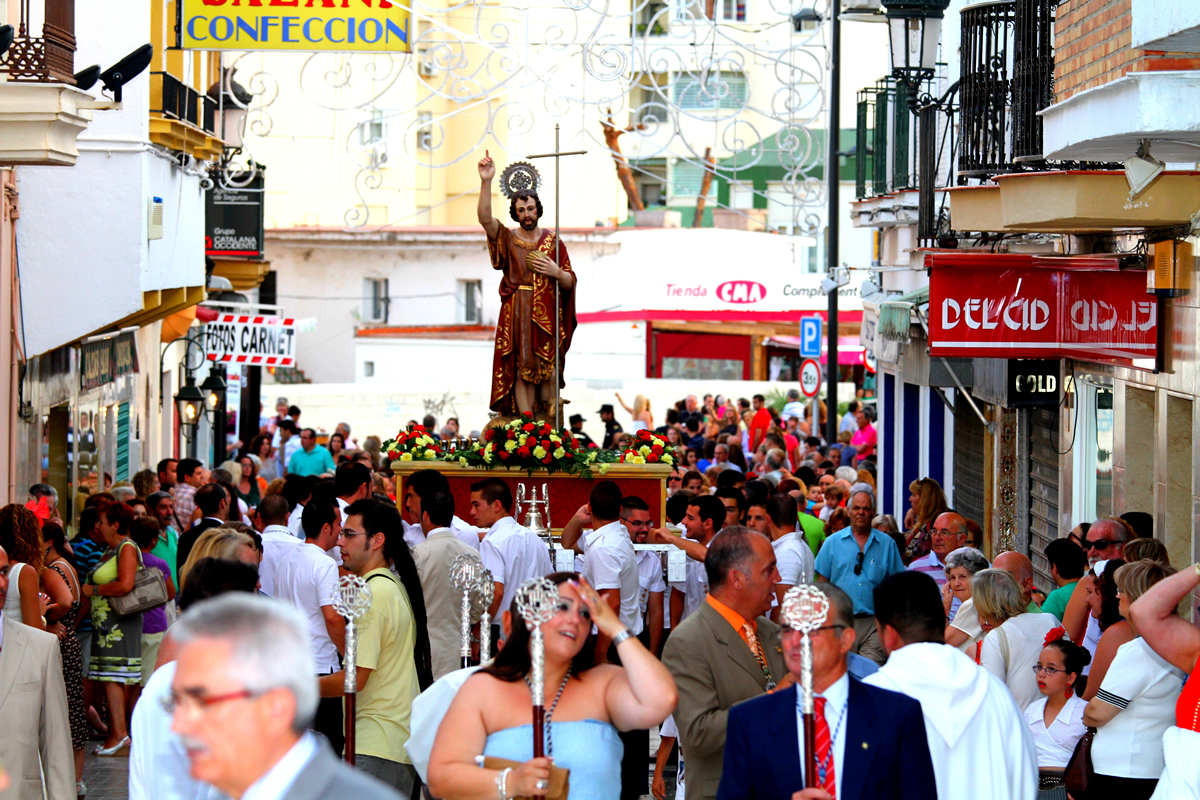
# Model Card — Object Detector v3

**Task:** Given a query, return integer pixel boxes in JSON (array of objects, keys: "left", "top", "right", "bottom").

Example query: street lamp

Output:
[
  {"left": 881, "top": 0, "right": 950, "bottom": 110},
  {"left": 175, "top": 375, "right": 205, "bottom": 439},
  {"left": 200, "top": 365, "right": 228, "bottom": 413}
]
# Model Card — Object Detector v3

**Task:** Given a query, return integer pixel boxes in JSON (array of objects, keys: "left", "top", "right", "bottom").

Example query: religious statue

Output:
[{"left": 478, "top": 151, "right": 577, "bottom": 422}]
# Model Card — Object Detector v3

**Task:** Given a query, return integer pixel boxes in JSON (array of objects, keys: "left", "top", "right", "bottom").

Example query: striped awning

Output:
[{"left": 878, "top": 285, "right": 929, "bottom": 343}]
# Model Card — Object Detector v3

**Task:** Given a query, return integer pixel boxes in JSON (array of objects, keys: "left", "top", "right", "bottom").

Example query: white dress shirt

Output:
[
  {"left": 259, "top": 524, "right": 303, "bottom": 598},
  {"left": 242, "top": 732, "right": 318, "bottom": 800},
  {"left": 271, "top": 542, "right": 342, "bottom": 672},
  {"left": 287, "top": 503, "right": 305, "bottom": 538},
  {"left": 579, "top": 522, "right": 642, "bottom": 635},
  {"left": 794, "top": 672, "right": 848, "bottom": 800},
  {"left": 130, "top": 662, "right": 229, "bottom": 800},
  {"left": 635, "top": 550, "right": 667, "bottom": 620},
  {"left": 478, "top": 516, "right": 553, "bottom": 637},
  {"left": 772, "top": 531, "right": 814, "bottom": 587},
  {"left": 1024, "top": 694, "right": 1087, "bottom": 769}
]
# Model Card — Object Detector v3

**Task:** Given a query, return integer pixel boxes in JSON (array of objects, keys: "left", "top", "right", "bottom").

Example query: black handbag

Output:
[{"left": 1063, "top": 726, "right": 1096, "bottom": 795}]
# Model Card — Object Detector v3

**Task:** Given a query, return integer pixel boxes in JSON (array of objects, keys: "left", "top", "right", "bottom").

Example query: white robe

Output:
[
  {"left": 1151, "top": 726, "right": 1200, "bottom": 799},
  {"left": 866, "top": 642, "right": 1038, "bottom": 800}
]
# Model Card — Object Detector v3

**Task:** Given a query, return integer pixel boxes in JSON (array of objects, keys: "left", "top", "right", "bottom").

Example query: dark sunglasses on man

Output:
[{"left": 1083, "top": 538, "right": 1120, "bottom": 551}]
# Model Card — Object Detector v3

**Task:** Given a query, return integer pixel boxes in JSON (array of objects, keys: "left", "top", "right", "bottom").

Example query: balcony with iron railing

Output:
[
  {"left": 149, "top": 71, "right": 224, "bottom": 161},
  {"left": 0, "top": 0, "right": 101, "bottom": 166}
]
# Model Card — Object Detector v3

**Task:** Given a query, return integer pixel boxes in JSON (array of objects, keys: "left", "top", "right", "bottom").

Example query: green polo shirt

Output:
[
  {"left": 1041, "top": 580, "right": 1077, "bottom": 621},
  {"left": 797, "top": 512, "right": 826, "bottom": 557},
  {"left": 288, "top": 445, "right": 336, "bottom": 476}
]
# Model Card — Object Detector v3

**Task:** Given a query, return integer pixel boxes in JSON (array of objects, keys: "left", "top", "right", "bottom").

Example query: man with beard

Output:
[{"left": 477, "top": 151, "right": 577, "bottom": 419}]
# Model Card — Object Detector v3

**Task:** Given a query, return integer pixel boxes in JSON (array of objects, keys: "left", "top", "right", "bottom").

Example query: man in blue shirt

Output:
[
  {"left": 288, "top": 428, "right": 337, "bottom": 476},
  {"left": 814, "top": 488, "right": 904, "bottom": 665}
]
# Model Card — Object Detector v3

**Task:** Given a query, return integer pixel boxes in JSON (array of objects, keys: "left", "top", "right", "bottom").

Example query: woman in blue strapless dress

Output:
[{"left": 427, "top": 571, "right": 678, "bottom": 800}]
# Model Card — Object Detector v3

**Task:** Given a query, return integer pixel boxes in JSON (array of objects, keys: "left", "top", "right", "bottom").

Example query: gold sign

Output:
[{"left": 182, "top": 0, "right": 411, "bottom": 53}]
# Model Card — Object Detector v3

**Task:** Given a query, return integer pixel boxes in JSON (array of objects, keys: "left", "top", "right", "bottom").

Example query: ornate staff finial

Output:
[
  {"left": 781, "top": 584, "right": 829, "bottom": 719},
  {"left": 450, "top": 555, "right": 485, "bottom": 667},
  {"left": 475, "top": 567, "right": 496, "bottom": 663},
  {"left": 334, "top": 574, "right": 374, "bottom": 621},
  {"left": 515, "top": 577, "right": 560, "bottom": 707},
  {"left": 499, "top": 160, "right": 542, "bottom": 199}
]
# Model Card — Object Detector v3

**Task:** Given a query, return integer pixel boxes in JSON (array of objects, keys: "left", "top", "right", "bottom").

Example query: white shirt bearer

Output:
[
  {"left": 478, "top": 515, "right": 552, "bottom": 636},
  {"left": 578, "top": 521, "right": 642, "bottom": 635}
]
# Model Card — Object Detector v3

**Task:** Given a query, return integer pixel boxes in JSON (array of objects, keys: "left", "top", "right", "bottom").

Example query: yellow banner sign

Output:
[{"left": 182, "top": 0, "right": 411, "bottom": 53}]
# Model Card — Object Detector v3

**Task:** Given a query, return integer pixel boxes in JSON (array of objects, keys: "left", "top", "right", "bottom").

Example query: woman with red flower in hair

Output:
[{"left": 1023, "top": 628, "right": 1091, "bottom": 799}]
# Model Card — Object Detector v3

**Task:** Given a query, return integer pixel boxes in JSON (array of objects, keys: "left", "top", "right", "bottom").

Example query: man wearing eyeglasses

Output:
[
  {"left": 169, "top": 594, "right": 402, "bottom": 800},
  {"left": 813, "top": 490, "right": 905, "bottom": 665}
]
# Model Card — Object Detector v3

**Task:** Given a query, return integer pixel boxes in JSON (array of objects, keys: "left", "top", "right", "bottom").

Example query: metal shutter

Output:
[
  {"left": 1028, "top": 407, "right": 1060, "bottom": 591},
  {"left": 953, "top": 393, "right": 986, "bottom": 530}
]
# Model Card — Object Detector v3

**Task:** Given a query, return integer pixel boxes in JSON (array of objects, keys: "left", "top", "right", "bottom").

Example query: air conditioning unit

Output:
[{"left": 148, "top": 196, "right": 164, "bottom": 240}]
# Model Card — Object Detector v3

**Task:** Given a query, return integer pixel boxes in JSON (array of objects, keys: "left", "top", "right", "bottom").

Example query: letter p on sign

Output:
[{"left": 801, "top": 317, "right": 822, "bottom": 359}]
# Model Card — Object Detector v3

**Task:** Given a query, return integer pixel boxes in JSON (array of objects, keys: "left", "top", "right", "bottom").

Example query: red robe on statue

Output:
[{"left": 487, "top": 225, "right": 577, "bottom": 417}]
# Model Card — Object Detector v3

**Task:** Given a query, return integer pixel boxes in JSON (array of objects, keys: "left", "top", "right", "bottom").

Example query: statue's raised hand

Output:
[{"left": 479, "top": 149, "right": 495, "bottom": 182}]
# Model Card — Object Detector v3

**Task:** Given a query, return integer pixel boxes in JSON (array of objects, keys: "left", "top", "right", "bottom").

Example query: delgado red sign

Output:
[
  {"left": 928, "top": 254, "right": 1156, "bottom": 367},
  {"left": 716, "top": 280, "right": 766, "bottom": 304}
]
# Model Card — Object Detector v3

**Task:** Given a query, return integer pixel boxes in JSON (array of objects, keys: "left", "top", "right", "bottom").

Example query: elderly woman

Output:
[
  {"left": 973, "top": 568, "right": 1063, "bottom": 710},
  {"left": 943, "top": 547, "right": 990, "bottom": 655},
  {"left": 428, "top": 574, "right": 676, "bottom": 800},
  {"left": 1085, "top": 560, "right": 1183, "bottom": 800},
  {"left": 178, "top": 527, "right": 258, "bottom": 589}
]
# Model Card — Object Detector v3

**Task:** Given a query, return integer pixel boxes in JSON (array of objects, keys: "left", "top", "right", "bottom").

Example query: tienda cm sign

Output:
[{"left": 716, "top": 281, "right": 767, "bottom": 304}]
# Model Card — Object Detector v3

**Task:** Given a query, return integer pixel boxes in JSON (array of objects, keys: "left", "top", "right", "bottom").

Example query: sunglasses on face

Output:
[{"left": 1083, "top": 539, "right": 1119, "bottom": 551}]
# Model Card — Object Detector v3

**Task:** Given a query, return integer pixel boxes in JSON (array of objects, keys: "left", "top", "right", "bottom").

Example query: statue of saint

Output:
[{"left": 477, "top": 151, "right": 577, "bottom": 420}]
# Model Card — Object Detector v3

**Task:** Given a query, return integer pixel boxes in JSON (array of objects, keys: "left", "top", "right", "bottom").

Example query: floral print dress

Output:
[
  {"left": 47, "top": 559, "right": 88, "bottom": 751},
  {"left": 87, "top": 538, "right": 144, "bottom": 685}
]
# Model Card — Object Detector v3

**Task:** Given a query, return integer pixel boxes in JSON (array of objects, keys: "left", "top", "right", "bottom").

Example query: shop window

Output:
[{"left": 1071, "top": 380, "right": 1113, "bottom": 525}]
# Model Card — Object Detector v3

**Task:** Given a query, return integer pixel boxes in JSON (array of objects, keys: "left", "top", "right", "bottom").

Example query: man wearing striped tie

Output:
[{"left": 716, "top": 583, "right": 938, "bottom": 800}]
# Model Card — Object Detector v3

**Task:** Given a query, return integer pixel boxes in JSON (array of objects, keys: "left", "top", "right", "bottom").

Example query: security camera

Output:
[
  {"left": 74, "top": 64, "right": 101, "bottom": 91},
  {"left": 199, "top": 175, "right": 215, "bottom": 191},
  {"left": 99, "top": 43, "right": 154, "bottom": 103}
]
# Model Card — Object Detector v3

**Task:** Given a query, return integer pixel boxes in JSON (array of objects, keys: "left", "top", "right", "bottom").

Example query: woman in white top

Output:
[
  {"left": 1085, "top": 560, "right": 1183, "bottom": 800},
  {"left": 615, "top": 392, "right": 652, "bottom": 433},
  {"left": 973, "top": 568, "right": 1064, "bottom": 710},
  {"left": 942, "top": 546, "right": 989, "bottom": 656},
  {"left": 1024, "top": 632, "right": 1091, "bottom": 799}
]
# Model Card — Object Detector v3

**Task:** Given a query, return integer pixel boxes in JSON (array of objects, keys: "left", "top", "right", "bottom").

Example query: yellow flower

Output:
[
  {"left": 505, "top": 440, "right": 518, "bottom": 452},
  {"left": 400, "top": 453, "right": 413, "bottom": 462},
  {"left": 484, "top": 451, "right": 494, "bottom": 463},
  {"left": 629, "top": 455, "right": 646, "bottom": 464},
  {"left": 662, "top": 454, "right": 675, "bottom": 465},
  {"left": 533, "top": 446, "right": 548, "bottom": 459},
  {"left": 639, "top": 445, "right": 651, "bottom": 457},
  {"left": 424, "top": 451, "right": 437, "bottom": 460},
  {"left": 550, "top": 435, "right": 562, "bottom": 444},
  {"left": 459, "top": 457, "right": 468, "bottom": 466},
  {"left": 519, "top": 434, "right": 529, "bottom": 446},
  {"left": 553, "top": 447, "right": 566, "bottom": 459}
]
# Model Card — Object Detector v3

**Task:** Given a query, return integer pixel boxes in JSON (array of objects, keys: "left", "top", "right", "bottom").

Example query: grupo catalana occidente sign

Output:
[{"left": 182, "top": 0, "right": 411, "bottom": 53}]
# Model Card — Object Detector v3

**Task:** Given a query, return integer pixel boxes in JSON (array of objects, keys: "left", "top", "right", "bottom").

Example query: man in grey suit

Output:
[
  {"left": 169, "top": 593, "right": 402, "bottom": 799},
  {"left": 0, "top": 546, "right": 73, "bottom": 800},
  {"left": 661, "top": 526, "right": 792, "bottom": 800}
]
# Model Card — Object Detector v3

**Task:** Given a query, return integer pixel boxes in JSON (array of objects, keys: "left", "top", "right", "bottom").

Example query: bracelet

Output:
[
  {"left": 611, "top": 627, "right": 635, "bottom": 646},
  {"left": 496, "top": 767, "right": 513, "bottom": 800}
]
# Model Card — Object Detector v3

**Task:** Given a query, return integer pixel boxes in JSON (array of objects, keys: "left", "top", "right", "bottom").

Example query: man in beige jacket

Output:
[
  {"left": 413, "top": 489, "right": 483, "bottom": 679},
  {"left": 661, "top": 527, "right": 791, "bottom": 800},
  {"left": 0, "top": 545, "right": 73, "bottom": 800}
]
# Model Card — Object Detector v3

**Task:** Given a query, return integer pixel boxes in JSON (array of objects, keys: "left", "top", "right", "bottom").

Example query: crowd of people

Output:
[{"left": 0, "top": 392, "right": 1194, "bottom": 800}]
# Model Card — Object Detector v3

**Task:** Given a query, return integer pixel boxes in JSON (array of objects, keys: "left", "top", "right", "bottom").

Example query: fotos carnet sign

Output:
[
  {"left": 204, "top": 314, "right": 296, "bottom": 367},
  {"left": 182, "top": 0, "right": 411, "bottom": 53}
]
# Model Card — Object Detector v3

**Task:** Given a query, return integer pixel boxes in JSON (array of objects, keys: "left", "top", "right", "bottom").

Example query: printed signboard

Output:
[
  {"left": 182, "top": 0, "right": 411, "bottom": 54},
  {"left": 203, "top": 314, "right": 297, "bottom": 367}
]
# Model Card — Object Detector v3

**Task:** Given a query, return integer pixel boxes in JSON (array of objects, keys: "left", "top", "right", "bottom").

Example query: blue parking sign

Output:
[{"left": 801, "top": 317, "right": 822, "bottom": 359}]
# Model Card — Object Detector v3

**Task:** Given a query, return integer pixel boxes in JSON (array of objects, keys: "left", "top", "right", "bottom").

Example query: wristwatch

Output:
[{"left": 611, "top": 627, "right": 635, "bottom": 646}]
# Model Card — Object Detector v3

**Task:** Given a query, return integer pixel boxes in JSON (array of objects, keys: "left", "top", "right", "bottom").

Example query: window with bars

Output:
[{"left": 673, "top": 71, "right": 748, "bottom": 111}]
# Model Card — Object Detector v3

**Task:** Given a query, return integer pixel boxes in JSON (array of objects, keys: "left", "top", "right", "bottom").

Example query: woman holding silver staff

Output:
[{"left": 427, "top": 572, "right": 677, "bottom": 800}]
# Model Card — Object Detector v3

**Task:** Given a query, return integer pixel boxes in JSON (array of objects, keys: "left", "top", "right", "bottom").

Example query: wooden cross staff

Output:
[{"left": 527, "top": 124, "right": 586, "bottom": 429}]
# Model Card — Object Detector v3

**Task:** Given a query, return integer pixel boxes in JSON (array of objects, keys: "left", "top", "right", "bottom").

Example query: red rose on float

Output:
[
  {"left": 499, "top": 451, "right": 510, "bottom": 460},
  {"left": 388, "top": 450, "right": 399, "bottom": 460},
  {"left": 523, "top": 423, "right": 535, "bottom": 432},
  {"left": 484, "top": 429, "right": 494, "bottom": 441},
  {"left": 648, "top": 453, "right": 659, "bottom": 463},
  {"left": 543, "top": 455, "right": 553, "bottom": 464},
  {"left": 652, "top": 444, "right": 663, "bottom": 455},
  {"left": 518, "top": 447, "right": 531, "bottom": 458}
]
